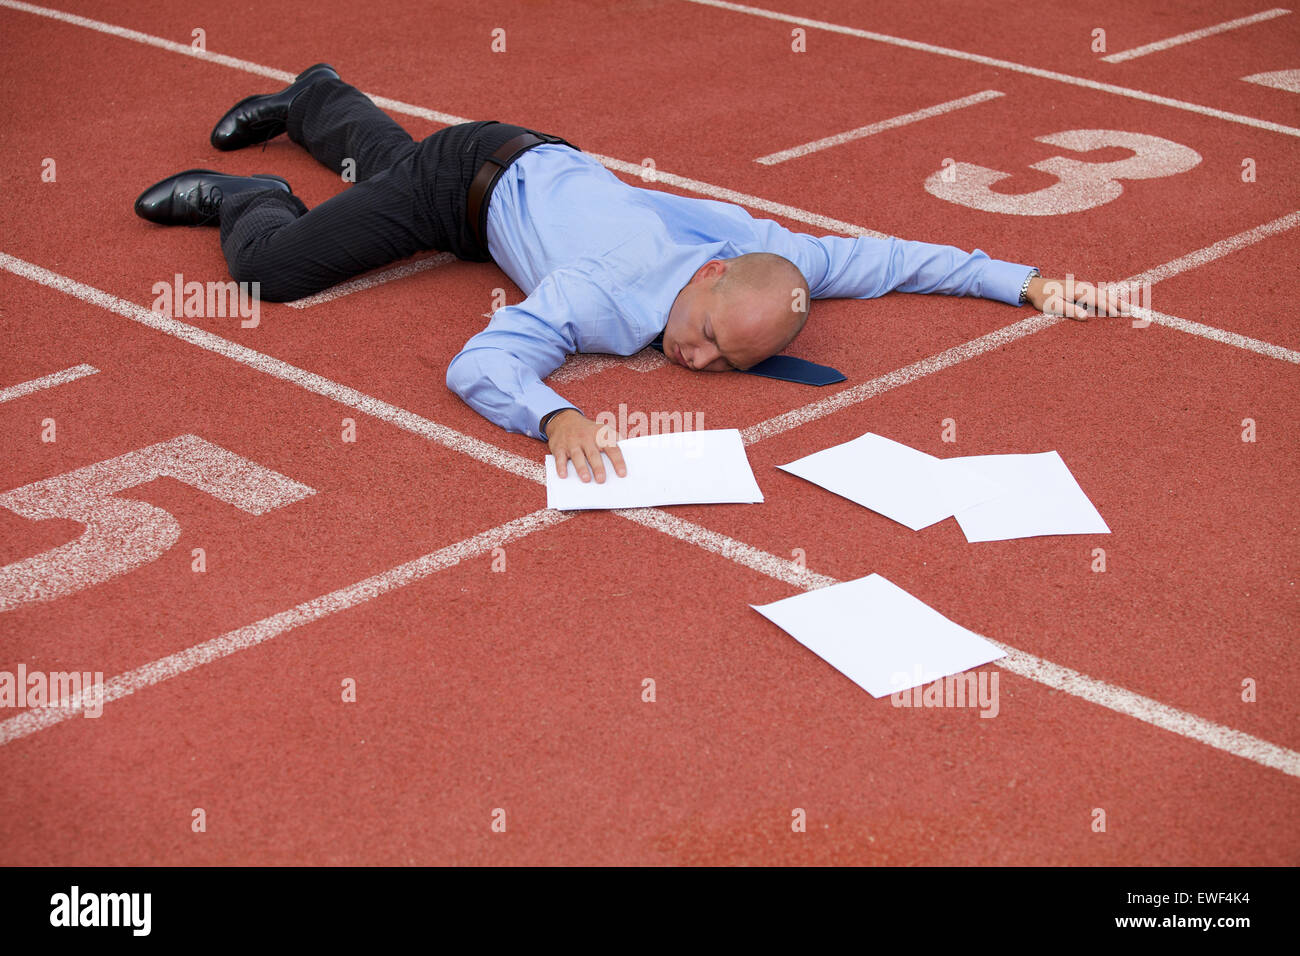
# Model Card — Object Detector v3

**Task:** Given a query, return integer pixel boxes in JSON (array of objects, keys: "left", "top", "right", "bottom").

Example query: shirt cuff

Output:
[
  {"left": 539, "top": 407, "right": 581, "bottom": 441},
  {"left": 981, "top": 259, "right": 1040, "bottom": 307},
  {"left": 520, "top": 380, "right": 579, "bottom": 440}
]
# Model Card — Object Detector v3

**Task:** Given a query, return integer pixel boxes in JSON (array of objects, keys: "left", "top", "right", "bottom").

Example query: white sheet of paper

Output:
[
  {"left": 776, "top": 432, "right": 1005, "bottom": 531},
  {"left": 949, "top": 451, "right": 1109, "bottom": 542},
  {"left": 545, "top": 428, "right": 763, "bottom": 510},
  {"left": 751, "top": 573, "right": 1004, "bottom": 698}
]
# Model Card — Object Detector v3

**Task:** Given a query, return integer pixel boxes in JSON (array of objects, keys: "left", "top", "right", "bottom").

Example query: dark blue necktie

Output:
[{"left": 649, "top": 333, "right": 845, "bottom": 386}]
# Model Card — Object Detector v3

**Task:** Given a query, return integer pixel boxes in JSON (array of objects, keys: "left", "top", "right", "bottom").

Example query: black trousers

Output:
[{"left": 218, "top": 76, "right": 568, "bottom": 302}]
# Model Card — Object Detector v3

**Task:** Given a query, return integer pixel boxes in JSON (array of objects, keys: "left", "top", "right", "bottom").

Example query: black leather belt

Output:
[{"left": 466, "top": 131, "right": 556, "bottom": 251}]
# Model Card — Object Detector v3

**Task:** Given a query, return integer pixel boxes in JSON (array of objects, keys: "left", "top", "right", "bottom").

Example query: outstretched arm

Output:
[
  {"left": 747, "top": 221, "right": 1035, "bottom": 305},
  {"left": 444, "top": 268, "right": 628, "bottom": 482},
  {"left": 445, "top": 320, "right": 579, "bottom": 442},
  {"left": 751, "top": 220, "right": 1134, "bottom": 318}
]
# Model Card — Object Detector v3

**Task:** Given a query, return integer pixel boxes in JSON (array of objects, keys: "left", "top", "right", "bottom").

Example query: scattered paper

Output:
[
  {"left": 949, "top": 451, "right": 1110, "bottom": 542},
  {"left": 545, "top": 428, "right": 763, "bottom": 510},
  {"left": 751, "top": 573, "right": 1005, "bottom": 698},
  {"left": 777, "top": 432, "right": 1005, "bottom": 531}
]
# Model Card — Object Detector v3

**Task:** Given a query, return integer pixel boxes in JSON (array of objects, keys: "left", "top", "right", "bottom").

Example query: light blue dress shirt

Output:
[{"left": 447, "top": 144, "right": 1035, "bottom": 440}]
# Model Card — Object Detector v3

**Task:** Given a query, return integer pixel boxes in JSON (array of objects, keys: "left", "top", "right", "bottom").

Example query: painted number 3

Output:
[{"left": 925, "top": 129, "right": 1202, "bottom": 215}]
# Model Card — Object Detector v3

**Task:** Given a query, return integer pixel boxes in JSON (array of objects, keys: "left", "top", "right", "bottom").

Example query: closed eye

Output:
[{"left": 704, "top": 316, "right": 735, "bottom": 369}]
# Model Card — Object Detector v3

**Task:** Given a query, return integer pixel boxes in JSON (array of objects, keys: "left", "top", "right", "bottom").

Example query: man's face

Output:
[{"left": 663, "top": 262, "right": 788, "bottom": 372}]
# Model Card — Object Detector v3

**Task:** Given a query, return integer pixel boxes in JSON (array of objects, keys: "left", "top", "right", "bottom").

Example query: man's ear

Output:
[{"left": 694, "top": 259, "right": 727, "bottom": 283}]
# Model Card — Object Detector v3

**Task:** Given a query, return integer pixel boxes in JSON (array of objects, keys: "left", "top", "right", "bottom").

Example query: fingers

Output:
[
  {"left": 553, "top": 442, "right": 601, "bottom": 483},
  {"left": 1039, "top": 280, "right": 1066, "bottom": 316},
  {"left": 1046, "top": 278, "right": 1092, "bottom": 320},
  {"left": 553, "top": 443, "right": 625, "bottom": 483},
  {"left": 1097, "top": 284, "right": 1131, "bottom": 317},
  {"left": 558, "top": 444, "right": 593, "bottom": 482},
  {"left": 573, "top": 430, "right": 624, "bottom": 483},
  {"left": 602, "top": 443, "right": 627, "bottom": 479},
  {"left": 595, "top": 424, "right": 627, "bottom": 478},
  {"left": 1065, "top": 286, "right": 1127, "bottom": 320},
  {"left": 1045, "top": 278, "right": 1137, "bottom": 321},
  {"left": 553, "top": 442, "right": 591, "bottom": 482},
  {"left": 551, "top": 420, "right": 626, "bottom": 484},
  {"left": 585, "top": 442, "right": 606, "bottom": 483}
]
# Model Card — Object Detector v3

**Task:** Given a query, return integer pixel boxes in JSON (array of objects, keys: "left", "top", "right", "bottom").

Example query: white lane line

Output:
[
  {"left": 4, "top": 257, "right": 1297, "bottom": 778},
  {"left": 286, "top": 253, "right": 455, "bottom": 308},
  {"left": 1, "top": 0, "right": 1295, "bottom": 282},
  {"left": 0, "top": 2, "right": 291, "bottom": 86},
  {"left": 743, "top": 312, "right": 1061, "bottom": 445},
  {"left": 1127, "top": 210, "right": 1300, "bottom": 286},
  {"left": 615, "top": 506, "right": 839, "bottom": 589},
  {"left": 6, "top": 0, "right": 1292, "bottom": 145},
  {"left": 0, "top": 0, "right": 889, "bottom": 242},
  {"left": 679, "top": 0, "right": 1300, "bottom": 138},
  {"left": 591, "top": 155, "right": 889, "bottom": 237},
  {"left": 0, "top": 507, "right": 568, "bottom": 745},
  {"left": 1102, "top": 8, "right": 1291, "bottom": 64},
  {"left": 625, "top": 512, "right": 1298, "bottom": 777},
  {"left": 0, "top": 363, "right": 98, "bottom": 403},
  {"left": 547, "top": 353, "right": 639, "bottom": 384},
  {"left": 547, "top": 348, "right": 671, "bottom": 385},
  {"left": 988, "top": 641, "right": 1300, "bottom": 777},
  {"left": 741, "top": 209, "right": 1300, "bottom": 445},
  {"left": 1243, "top": 69, "right": 1300, "bottom": 93},
  {"left": 0, "top": 252, "right": 543, "bottom": 484},
  {"left": 1134, "top": 307, "right": 1300, "bottom": 363},
  {"left": 756, "top": 90, "right": 1004, "bottom": 166},
  {"left": 7, "top": 457, "right": 1294, "bottom": 779},
  {"left": 0, "top": 0, "right": 472, "bottom": 124}
]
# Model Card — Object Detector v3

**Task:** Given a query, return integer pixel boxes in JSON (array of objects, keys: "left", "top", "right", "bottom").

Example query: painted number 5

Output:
[
  {"left": 925, "top": 129, "right": 1201, "bottom": 215},
  {"left": 0, "top": 434, "right": 315, "bottom": 612}
]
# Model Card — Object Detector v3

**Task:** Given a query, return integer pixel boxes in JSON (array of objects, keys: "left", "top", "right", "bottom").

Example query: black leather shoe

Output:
[
  {"left": 210, "top": 62, "right": 340, "bottom": 151},
  {"left": 134, "top": 169, "right": 291, "bottom": 226}
]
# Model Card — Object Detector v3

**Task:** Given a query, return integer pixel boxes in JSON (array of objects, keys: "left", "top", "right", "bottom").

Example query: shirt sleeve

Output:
[
  {"left": 445, "top": 268, "right": 615, "bottom": 440},
  {"left": 749, "top": 219, "right": 1036, "bottom": 306}
]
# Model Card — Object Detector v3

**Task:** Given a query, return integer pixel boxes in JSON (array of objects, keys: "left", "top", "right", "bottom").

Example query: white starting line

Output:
[
  {"left": 546, "top": 347, "right": 671, "bottom": 385},
  {"left": 740, "top": 209, "right": 1300, "bottom": 446},
  {"left": 0, "top": 253, "right": 544, "bottom": 483},
  {"left": 0, "top": 363, "right": 99, "bottom": 403},
  {"left": 680, "top": 0, "right": 1300, "bottom": 138},
  {"left": 0, "top": 507, "right": 570, "bottom": 746},
  {"left": 1, "top": 1, "right": 1297, "bottom": 778},
  {"left": 2, "top": 250, "right": 1298, "bottom": 779},
  {"left": 755, "top": 90, "right": 1004, "bottom": 165},
  {"left": 286, "top": 253, "right": 455, "bottom": 308},
  {"left": 1102, "top": 8, "right": 1292, "bottom": 64},
  {"left": 1243, "top": 69, "right": 1300, "bottom": 93},
  {"left": 0, "top": 0, "right": 891, "bottom": 245}
]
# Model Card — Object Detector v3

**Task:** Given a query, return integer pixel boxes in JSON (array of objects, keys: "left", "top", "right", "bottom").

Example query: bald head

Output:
[{"left": 662, "top": 253, "right": 810, "bottom": 372}]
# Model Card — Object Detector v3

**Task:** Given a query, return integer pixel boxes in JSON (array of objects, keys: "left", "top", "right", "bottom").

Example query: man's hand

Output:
[
  {"left": 1025, "top": 276, "right": 1135, "bottom": 320},
  {"left": 545, "top": 409, "right": 627, "bottom": 483}
]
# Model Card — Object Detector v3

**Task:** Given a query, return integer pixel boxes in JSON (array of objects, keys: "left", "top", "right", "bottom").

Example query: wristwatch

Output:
[
  {"left": 540, "top": 408, "right": 570, "bottom": 438},
  {"left": 1018, "top": 268, "right": 1041, "bottom": 306}
]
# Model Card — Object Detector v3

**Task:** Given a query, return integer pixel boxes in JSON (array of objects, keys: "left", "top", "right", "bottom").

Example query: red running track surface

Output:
[{"left": 0, "top": 0, "right": 1297, "bottom": 865}]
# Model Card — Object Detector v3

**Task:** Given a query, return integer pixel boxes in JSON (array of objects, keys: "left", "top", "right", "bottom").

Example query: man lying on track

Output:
[{"left": 135, "top": 64, "right": 1120, "bottom": 484}]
